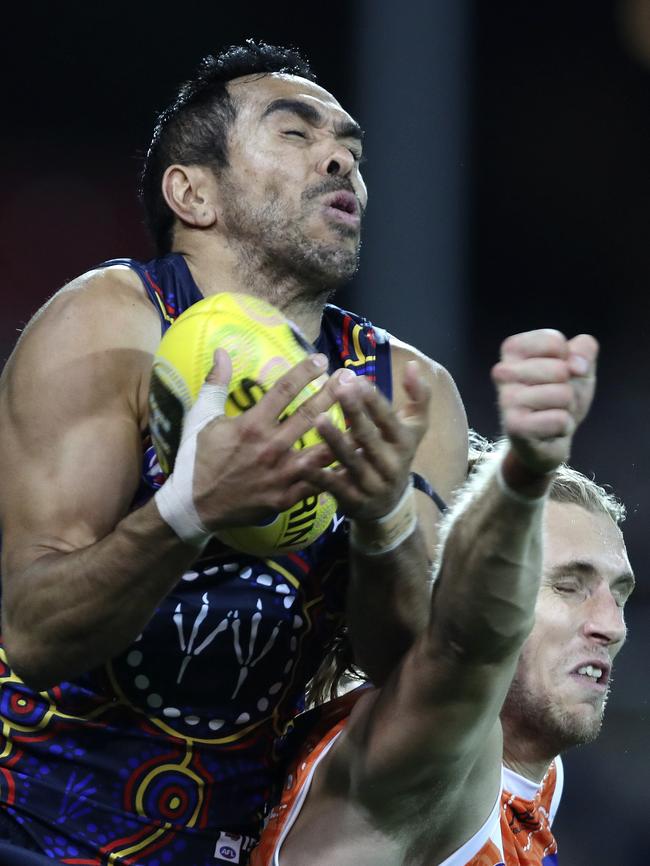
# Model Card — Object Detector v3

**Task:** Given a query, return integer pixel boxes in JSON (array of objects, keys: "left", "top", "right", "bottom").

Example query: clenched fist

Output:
[{"left": 491, "top": 329, "right": 598, "bottom": 474}]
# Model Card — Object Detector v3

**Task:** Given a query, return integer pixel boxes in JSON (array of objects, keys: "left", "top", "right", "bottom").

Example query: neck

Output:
[
  {"left": 502, "top": 725, "right": 556, "bottom": 784},
  {"left": 176, "top": 236, "right": 333, "bottom": 344}
]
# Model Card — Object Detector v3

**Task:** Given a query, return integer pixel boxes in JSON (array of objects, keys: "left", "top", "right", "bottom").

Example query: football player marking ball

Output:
[{"left": 148, "top": 292, "right": 345, "bottom": 557}]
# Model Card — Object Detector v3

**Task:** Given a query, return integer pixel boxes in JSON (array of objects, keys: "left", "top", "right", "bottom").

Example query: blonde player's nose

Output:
[{"left": 582, "top": 583, "right": 626, "bottom": 647}]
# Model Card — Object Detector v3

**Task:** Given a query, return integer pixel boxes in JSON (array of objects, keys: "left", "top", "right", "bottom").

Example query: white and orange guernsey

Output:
[{"left": 251, "top": 690, "right": 562, "bottom": 866}]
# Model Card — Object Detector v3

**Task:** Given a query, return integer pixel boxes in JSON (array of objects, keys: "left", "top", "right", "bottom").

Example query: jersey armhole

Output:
[
  {"left": 272, "top": 730, "right": 344, "bottom": 866},
  {"left": 436, "top": 784, "right": 504, "bottom": 866}
]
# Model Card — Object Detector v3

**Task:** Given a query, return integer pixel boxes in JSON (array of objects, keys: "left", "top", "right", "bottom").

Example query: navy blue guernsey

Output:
[{"left": 0, "top": 254, "right": 396, "bottom": 865}]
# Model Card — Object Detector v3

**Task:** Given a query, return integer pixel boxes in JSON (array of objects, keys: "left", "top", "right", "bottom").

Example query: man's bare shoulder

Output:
[
  {"left": 389, "top": 337, "right": 457, "bottom": 396},
  {"left": 388, "top": 336, "right": 468, "bottom": 521},
  {"left": 1, "top": 264, "right": 161, "bottom": 434},
  {"left": 0, "top": 263, "right": 163, "bottom": 556},
  {"left": 12, "top": 264, "right": 159, "bottom": 357}
]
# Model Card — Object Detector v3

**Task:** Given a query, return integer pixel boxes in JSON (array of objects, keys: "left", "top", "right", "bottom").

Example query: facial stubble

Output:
[
  {"left": 220, "top": 176, "right": 361, "bottom": 297},
  {"left": 501, "top": 659, "right": 610, "bottom": 760}
]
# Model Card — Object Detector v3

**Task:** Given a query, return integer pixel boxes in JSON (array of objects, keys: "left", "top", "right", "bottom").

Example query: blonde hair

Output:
[{"left": 467, "top": 431, "right": 626, "bottom": 525}]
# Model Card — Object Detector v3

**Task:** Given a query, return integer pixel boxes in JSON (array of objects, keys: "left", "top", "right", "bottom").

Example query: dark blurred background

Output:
[{"left": 1, "top": 1, "right": 648, "bottom": 862}]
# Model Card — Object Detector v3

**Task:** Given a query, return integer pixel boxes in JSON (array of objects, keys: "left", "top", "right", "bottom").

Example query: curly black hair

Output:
[{"left": 140, "top": 39, "right": 316, "bottom": 254}]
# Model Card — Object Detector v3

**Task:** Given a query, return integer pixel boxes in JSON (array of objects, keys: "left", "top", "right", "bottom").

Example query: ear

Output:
[{"left": 161, "top": 164, "right": 218, "bottom": 229}]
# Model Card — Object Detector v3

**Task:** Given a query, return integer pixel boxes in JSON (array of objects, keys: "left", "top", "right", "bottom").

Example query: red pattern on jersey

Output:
[
  {"left": 465, "top": 764, "right": 558, "bottom": 865},
  {"left": 499, "top": 764, "right": 558, "bottom": 865}
]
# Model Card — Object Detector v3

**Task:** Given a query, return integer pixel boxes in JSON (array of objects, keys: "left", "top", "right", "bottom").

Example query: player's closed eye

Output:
[{"left": 554, "top": 581, "right": 581, "bottom": 597}]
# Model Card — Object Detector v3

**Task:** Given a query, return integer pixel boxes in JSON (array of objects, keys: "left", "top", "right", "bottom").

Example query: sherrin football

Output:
[{"left": 148, "top": 292, "right": 344, "bottom": 556}]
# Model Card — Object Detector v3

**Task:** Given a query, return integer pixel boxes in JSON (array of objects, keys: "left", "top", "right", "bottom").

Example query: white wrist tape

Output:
[
  {"left": 155, "top": 381, "right": 229, "bottom": 547},
  {"left": 349, "top": 479, "right": 417, "bottom": 556}
]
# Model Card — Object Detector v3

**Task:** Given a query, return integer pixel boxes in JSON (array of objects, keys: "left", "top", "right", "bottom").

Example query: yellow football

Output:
[{"left": 148, "top": 292, "right": 344, "bottom": 556}]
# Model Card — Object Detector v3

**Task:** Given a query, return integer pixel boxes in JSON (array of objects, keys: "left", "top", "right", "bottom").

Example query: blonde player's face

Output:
[
  {"left": 502, "top": 502, "right": 634, "bottom": 750},
  {"left": 213, "top": 73, "right": 367, "bottom": 288}
]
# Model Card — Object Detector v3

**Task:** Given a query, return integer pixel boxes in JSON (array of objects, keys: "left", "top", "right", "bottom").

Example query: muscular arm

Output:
[
  {"left": 0, "top": 272, "right": 176, "bottom": 685},
  {"left": 0, "top": 270, "right": 202, "bottom": 688},
  {"left": 338, "top": 451, "right": 546, "bottom": 842},
  {"left": 346, "top": 344, "right": 468, "bottom": 682},
  {"left": 319, "top": 330, "right": 598, "bottom": 858},
  {"left": 0, "top": 270, "right": 338, "bottom": 690}
]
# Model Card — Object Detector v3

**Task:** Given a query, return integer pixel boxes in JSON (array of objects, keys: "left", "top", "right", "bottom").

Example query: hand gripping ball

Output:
[{"left": 148, "top": 292, "right": 345, "bottom": 556}]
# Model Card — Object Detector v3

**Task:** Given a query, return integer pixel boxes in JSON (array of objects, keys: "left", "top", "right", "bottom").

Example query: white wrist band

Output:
[
  {"left": 349, "top": 479, "right": 417, "bottom": 556},
  {"left": 154, "top": 381, "right": 229, "bottom": 548}
]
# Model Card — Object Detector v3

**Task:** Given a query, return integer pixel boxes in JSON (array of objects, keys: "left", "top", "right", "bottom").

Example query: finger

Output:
[
  {"left": 330, "top": 373, "right": 402, "bottom": 466},
  {"left": 403, "top": 360, "right": 426, "bottom": 398},
  {"left": 315, "top": 414, "right": 364, "bottom": 473},
  {"left": 340, "top": 402, "right": 401, "bottom": 480},
  {"left": 260, "top": 444, "right": 334, "bottom": 507},
  {"left": 567, "top": 334, "right": 599, "bottom": 377},
  {"left": 399, "top": 360, "right": 432, "bottom": 423},
  {"left": 269, "top": 445, "right": 336, "bottom": 505},
  {"left": 336, "top": 391, "right": 386, "bottom": 456},
  {"left": 272, "top": 372, "right": 340, "bottom": 451},
  {"left": 254, "top": 353, "right": 329, "bottom": 422},
  {"left": 506, "top": 407, "right": 576, "bottom": 440},
  {"left": 277, "top": 479, "right": 326, "bottom": 511},
  {"left": 492, "top": 357, "right": 571, "bottom": 386},
  {"left": 300, "top": 463, "right": 364, "bottom": 513},
  {"left": 285, "top": 441, "right": 337, "bottom": 474},
  {"left": 205, "top": 347, "right": 232, "bottom": 387},
  {"left": 499, "top": 382, "right": 574, "bottom": 412},
  {"left": 315, "top": 413, "right": 384, "bottom": 489},
  {"left": 336, "top": 371, "right": 408, "bottom": 447},
  {"left": 501, "top": 329, "right": 569, "bottom": 362},
  {"left": 184, "top": 349, "right": 232, "bottom": 438}
]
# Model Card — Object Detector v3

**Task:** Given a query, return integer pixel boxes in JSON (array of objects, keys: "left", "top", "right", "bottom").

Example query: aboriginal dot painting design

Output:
[{"left": 0, "top": 254, "right": 392, "bottom": 864}]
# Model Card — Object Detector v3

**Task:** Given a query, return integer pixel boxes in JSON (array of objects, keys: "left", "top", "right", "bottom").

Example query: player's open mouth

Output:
[
  {"left": 571, "top": 660, "right": 610, "bottom": 689},
  {"left": 322, "top": 191, "right": 360, "bottom": 227}
]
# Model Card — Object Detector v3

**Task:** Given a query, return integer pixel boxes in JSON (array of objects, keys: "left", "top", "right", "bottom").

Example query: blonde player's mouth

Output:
[{"left": 570, "top": 658, "right": 611, "bottom": 691}]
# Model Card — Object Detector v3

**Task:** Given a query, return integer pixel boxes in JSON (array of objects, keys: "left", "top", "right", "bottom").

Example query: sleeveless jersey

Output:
[
  {"left": 251, "top": 694, "right": 563, "bottom": 866},
  {"left": 0, "top": 254, "right": 393, "bottom": 865}
]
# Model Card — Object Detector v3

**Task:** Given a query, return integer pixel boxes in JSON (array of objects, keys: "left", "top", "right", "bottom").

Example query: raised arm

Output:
[
  {"left": 325, "top": 329, "right": 598, "bottom": 853},
  {"left": 307, "top": 343, "right": 468, "bottom": 686},
  {"left": 0, "top": 271, "right": 341, "bottom": 689}
]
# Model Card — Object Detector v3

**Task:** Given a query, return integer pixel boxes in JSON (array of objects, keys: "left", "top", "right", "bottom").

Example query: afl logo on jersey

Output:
[{"left": 214, "top": 831, "right": 245, "bottom": 863}]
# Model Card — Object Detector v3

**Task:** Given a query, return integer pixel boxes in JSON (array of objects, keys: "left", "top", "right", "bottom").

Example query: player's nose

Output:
[
  {"left": 582, "top": 583, "right": 627, "bottom": 648},
  {"left": 316, "top": 142, "right": 356, "bottom": 178}
]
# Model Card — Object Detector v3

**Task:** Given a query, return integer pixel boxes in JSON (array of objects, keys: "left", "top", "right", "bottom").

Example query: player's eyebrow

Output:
[
  {"left": 261, "top": 98, "right": 364, "bottom": 142},
  {"left": 548, "top": 561, "right": 598, "bottom": 580},
  {"left": 548, "top": 560, "right": 636, "bottom": 596}
]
